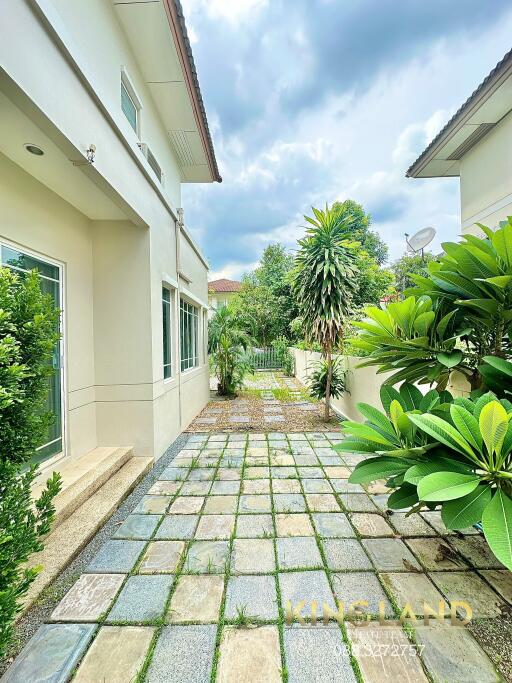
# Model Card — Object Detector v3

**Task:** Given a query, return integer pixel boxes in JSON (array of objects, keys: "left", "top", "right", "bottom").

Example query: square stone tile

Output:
[
  {"left": 264, "top": 415, "right": 285, "bottom": 423},
  {"left": 272, "top": 479, "right": 301, "bottom": 494},
  {"left": 134, "top": 495, "right": 171, "bottom": 514},
  {"left": 183, "top": 540, "right": 229, "bottom": 574},
  {"left": 146, "top": 625, "right": 216, "bottom": 683},
  {"left": 322, "top": 539, "right": 372, "bottom": 571},
  {"left": 225, "top": 575, "right": 278, "bottom": 620},
  {"left": 244, "top": 466, "right": 270, "bottom": 479},
  {"left": 317, "top": 455, "right": 342, "bottom": 466},
  {"left": 387, "top": 512, "right": 436, "bottom": 537},
  {"left": 180, "top": 481, "right": 212, "bottom": 496},
  {"left": 271, "top": 466, "right": 297, "bottom": 479},
  {"left": 362, "top": 538, "right": 422, "bottom": 572},
  {"left": 238, "top": 494, "right": 272, "bottom": 513},
  {"left": 245, "top": 456, "right": 268, "bottom": 466},
  {"left": 229, "top": 415, "right": 250, "bottom": 424},
  {"left": 216, "top": 626, "right": 281, "bottom": 683},
  {"left": 269, "top": 451, "right": 295, "bottom": 466},
  {"left": 51, "top": 574, "right": 124, "bottom": 622},
  {"left": 302, "top": 479, "right": 332, "bottom": 494},
  {"left": 306, "top": 494, "right": 340, "bottom": 512},
  {"left": 160, "top": 467, "right": 187, "bottom": 481},
  {"left": 405, "top": 538, "right": 468, "bottom": 571},
  {"left": 243, "top": 479, "right": 271, "bottom": 494},
  {"left": 331, "top": 480, "right": 364, "bottom": 494},
  {"left": 297, "top": 466, "right": 324, "bottom": 479},
  {"left": 168, "top": 497, "right": 204, "bottom": 515},
  {"left": 279, "top": 570, "right": 335, "bottom": 619},
  {"left": 324, "top": 466, "right": 351, "bottom": 479},
  {"left": 247, "top": 446, "right": 268, "bottom": 457},
  {"left": 268, "top": 432, "right": 287, "bottom": 440},
  {"left": 188, "top": 469, "right": 215, "bottom": 481},
  {"left": 196, "top": 417, "right": 217, "bottom": 425},
  {"left": 74, "top": 625, "right": 154, "bottom": 683},
  {"left": 480, "top": 569, "right": 512, "bottom": 604},
  {"left": 86, "top": 540, "right": 145, "bottom": 573},
  {"left": 420, "top": 510, "right": 458, "bottom": 535},
  {"left": 167, "top": 575, "right": 224, "bottom": 623},
  {"left": 350, "top": 513, "right": 394, "bottom": 537},
  {"left": 216, "top": 468, "right": 242, "bottom": 481},
  {"left": 277, "top": 537, "right": 322, "bottom": 570},
  {"left": 429, "top": 571, "right": 506, "bottom": 618},
  {"left": 113, "top": 514, "right": 161, "bottom": 540},
  {"left": 148, "top": 481, "right": 181, "bottom": 496},
  {"left": 107, "top": 575, "right": 173, "bottom": 622},
  {"left": 235, "top": 514, "right": 274, "bottom": 538},
  {"left": 232, "top": 538, "right": 275, "bottom": 574},
  {"left": 211, "top": 480, "right": 240, "bottom": 495},
  {"left": 139, "top": 541, "right": 185, "bottom": 573},
  {"left": 347, "top": 624, "right": 428, "bottom": 682},
  {"left": 284, "top": 626, "right": 356, "bottom": 683},
  {"left": 203, "top": 495, "right": 238, "bottom": 514},
  {"left": 293, "top": 454, "right": 319, "bottom": 466},
  {"left": 331, "top": 572, "right": 393, "bottom": 616},
  {"left": 195, "top": 514, "right": 235, "bottom": 540},
  {"left": 312, "top": 513, "right": 355, "bottom": 538},
  {"left": 276, "top": 513, "right": 314, "bottom": 537},
  {"left": 380, "top": 572, "right": 448, "bottom": 616},
  {"left": 449, "top": 536, "right": 504, "bottom": 569},
  {"left": 339, "top": 493, "right": 377, "bottom": 512},
  {"left": 4, "top": 624, "right": 95, "bottom": 683},
  {"left": 414, "top": 620, "right": 502, "bottom": 683},
  {"left": 155, "top": 515, "right": 198, "bottom": 540},
  {"left": 273, "top": 493, "right": 306, "bottom": 513}
]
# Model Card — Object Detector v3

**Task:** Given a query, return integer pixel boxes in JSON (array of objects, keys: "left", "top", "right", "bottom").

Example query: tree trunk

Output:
[{"left": 324, "top": 346, "right": 332, "bottom": 421}]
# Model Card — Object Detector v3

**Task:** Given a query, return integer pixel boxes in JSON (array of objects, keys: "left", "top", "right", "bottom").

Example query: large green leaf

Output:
[
  {"left": 491, "top": 221, "right": 512, "bottom": 267},
  {"left": 482, "top": 356, "right": 512, "bottom": 378},
  {"left": 408, "top": 413, "right": 476, "bottom": 459},
  {"left": 348, "top": 457, "right": 414, "bottom": 484},
  {"left": 450, "top": 405, "right": 483, "bottom": 451},
  {"left": 380, "top": 385, "right": 404, "bottom": 414},
  {"left": 399, "top": 383, "right": 423, "bottom": 411},
  {"left": 479, "top": 401, "right": 509, "bottom": 456},
  {"left": 437, "top": 350, "right": 463, "bottom": 368},
  {"left": 482, "top": 489, "right": 512, "bottom": 570},
  {"left": 341, "top": 421, "right": 395, "bottom": 446},
  {"left": 441, "top": 485, "right": 492, "bottom": 530},
  {"left": 387, "top": 484, "right": 419, "bottom": 509},
  {"left": 418, "top": 472, "right": 481, "bottom": 501},
  {"left": 356, "top": 403, "right": 396, "bottom": 438},
  {"left": 404, "top": 458, "right": 471, "bottom": 485}
]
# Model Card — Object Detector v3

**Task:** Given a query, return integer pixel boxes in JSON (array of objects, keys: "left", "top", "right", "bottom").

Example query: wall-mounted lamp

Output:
[
  {"left": 24, "top": 143, "right": 45, "bottom": 156},
  {"left": 72, "top": 144, "right": 97, "bottom": 166}
]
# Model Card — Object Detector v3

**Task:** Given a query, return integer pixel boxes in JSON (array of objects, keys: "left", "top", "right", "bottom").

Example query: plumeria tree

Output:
[{"left": 293, "top": 204, "right": 358, "bottom": 420}]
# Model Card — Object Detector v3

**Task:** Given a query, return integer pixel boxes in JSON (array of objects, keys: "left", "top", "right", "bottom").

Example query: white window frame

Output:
[
  {"left": 180, "top": 297, "right": 199, "bottom": 372},
  {"left": 162, "top": 285, "right": 173, "bottom": 380},
  {"left": 121, "top": 67, "right": 142, "bottom": 137}
]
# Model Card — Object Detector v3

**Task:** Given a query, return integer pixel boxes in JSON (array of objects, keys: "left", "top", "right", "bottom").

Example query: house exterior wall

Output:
[
  {"left": 0, "top": 0, "right": 211, "bottom": 464},
  {"left": 460, "top": 109, "right": 512, "bottom": 234},
  {"left": 208, "top": 290, "right": 238, "bottom": 316}
]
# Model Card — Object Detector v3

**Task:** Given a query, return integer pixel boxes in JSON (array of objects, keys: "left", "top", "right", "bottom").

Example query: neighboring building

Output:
[
  {"left": 208, "top": 278, "right": 241, "bottom": 316},
  {"left": 0, "top": 0, "right": 221, "bottom": 466},
  {"left": 407, "top": 48, "right": 512, "bottom": 235}
]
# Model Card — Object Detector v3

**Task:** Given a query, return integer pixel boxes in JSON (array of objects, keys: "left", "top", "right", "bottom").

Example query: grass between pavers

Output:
[{"left": 47, "top": 431, "right": 504, "bottom": 683}]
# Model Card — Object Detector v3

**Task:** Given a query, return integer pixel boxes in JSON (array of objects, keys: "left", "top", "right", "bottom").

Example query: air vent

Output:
[
  {"left": 169, "top": 130, "right": 195, "bottom": 167},
  {"left": 447, "top": 123, "right": 495, "bottom": 161},
  {"left": 138, "top": 143, "right": 163, "bottom": 183}
]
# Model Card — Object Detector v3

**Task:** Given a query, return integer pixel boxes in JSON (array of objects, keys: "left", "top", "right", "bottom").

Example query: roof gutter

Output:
[{"left": 163, "top": 0, "right": 222, "bottom": 183}]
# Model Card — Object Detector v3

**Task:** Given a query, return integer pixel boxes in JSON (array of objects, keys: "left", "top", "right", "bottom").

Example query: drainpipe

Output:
[{"left": 175, "top": 210, "right": 183, "bottom": 429}]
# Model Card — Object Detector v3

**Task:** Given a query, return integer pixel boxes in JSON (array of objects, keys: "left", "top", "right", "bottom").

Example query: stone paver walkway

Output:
[{"left": 4, "top": 432, "right": 508, "bottom": 682}]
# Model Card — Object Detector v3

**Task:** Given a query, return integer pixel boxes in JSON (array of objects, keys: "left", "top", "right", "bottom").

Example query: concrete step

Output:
[
  {"left": 32, "top": 446, "right": 133, "bottom": 530},
  {"left": 22, "top": 455, "right": 154, "bottom": 614}
]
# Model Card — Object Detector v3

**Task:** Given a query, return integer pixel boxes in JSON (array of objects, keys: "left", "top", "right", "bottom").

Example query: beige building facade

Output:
[
  {"left": 407, "top": 48, "right": 512, "bottom": 235},
  {"left": 0, "top": 0, "right": 220, "bottom": 467}
]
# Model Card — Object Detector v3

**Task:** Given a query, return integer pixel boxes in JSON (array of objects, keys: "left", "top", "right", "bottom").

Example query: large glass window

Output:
[
  {"left": 180, "top": 298, "right": 199, "bottom": 371},
  {"left": 1, "top": 245, "right": 62, "bottom": 463},
  {"left": 121, "top": 80, "right": 138, "bottom": 133},
  {"left": 162, "top": 286, "right": 172, "bottom": 379}
]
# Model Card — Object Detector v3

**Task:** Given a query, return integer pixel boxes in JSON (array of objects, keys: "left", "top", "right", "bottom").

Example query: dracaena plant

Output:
[{"left": 338, "top": 384, "right": 512, "bottom": 569}]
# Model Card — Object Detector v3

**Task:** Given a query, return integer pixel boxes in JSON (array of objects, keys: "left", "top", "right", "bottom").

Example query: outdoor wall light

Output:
[
  {"left": 86, "top": 144, "right": 96, "bottom": 164},
  {"left": 24, "top": 143, "right": 44, "bottom": 156}
]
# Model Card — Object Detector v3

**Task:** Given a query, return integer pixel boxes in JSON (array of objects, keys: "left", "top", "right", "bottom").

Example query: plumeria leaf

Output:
[
  {"left": 441, "top": 485, "right": 492, "bottom": 529},
  {"left": 482, "top": 489, "right": 512, "bottom": 570},
  {"left": 418, "top": 472, "right": 480, "bottom": 501}
]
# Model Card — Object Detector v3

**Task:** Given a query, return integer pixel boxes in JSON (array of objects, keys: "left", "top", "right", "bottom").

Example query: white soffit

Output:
[{"left": 113, "top": 0, "right": 211, "bottom": 180}]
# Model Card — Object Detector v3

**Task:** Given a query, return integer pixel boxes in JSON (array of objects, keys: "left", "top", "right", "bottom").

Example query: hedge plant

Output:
[{"left": 0, "top": 268, "right": 61, "bottom": 659}]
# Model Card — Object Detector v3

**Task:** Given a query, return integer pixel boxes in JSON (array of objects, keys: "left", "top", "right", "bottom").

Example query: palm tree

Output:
[
  {"left": 293, "top": 204, "right": 358, "bottom": 419},
  {"left": 208, "top": 306, "right": 253, "bottom": 396}
]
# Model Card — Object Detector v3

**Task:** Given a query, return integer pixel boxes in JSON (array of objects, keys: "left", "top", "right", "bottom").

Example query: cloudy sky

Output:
[{"left": 181, "top": 0, "right": 512, "bottom": 279}]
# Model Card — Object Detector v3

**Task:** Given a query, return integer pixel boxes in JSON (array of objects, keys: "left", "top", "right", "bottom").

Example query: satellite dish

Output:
[{"left": 405, "top": 227, "right": 436, "bottom": 257}]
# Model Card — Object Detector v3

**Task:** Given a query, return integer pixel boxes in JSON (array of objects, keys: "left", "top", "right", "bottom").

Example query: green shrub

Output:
[
  {"left": 208, "top": 306, "right": 254, "bottom": 396},
  {"left": 271, "top": 336, "right": 294, "bottom": 376},
  {"left": 0, "top": 268, "right": 61, "bottom": 658},
  {"left": 307, "top": 357, "right": 348, "bottom": 401}
]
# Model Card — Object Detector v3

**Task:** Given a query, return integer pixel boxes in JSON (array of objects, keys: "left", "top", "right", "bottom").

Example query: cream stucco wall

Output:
[{"left": 460, "top": 109, "right": 512, "bottom": 235}]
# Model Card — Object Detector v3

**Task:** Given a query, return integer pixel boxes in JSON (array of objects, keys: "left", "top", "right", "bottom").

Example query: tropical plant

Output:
[
  {"left": 208, "top": 306, "right": 253, "bottom": 396},
  {"left": 293, "top": 204, "right": 359, "bottom": 419},
  {"left": 307, "top": 357, "right": 348, "bottom": 401},
  {"left": 337, "top": 383, "right": 512, "bottom": 569},
  {"left": 391, "top": 252, "right": 437, "bottom": 294},
  {"left": 0, "top": 268, "right": 62, "bottom": 658},
  {"left": 271, "top": 336, "right": 294, "bottom": 376},
  {"left": 351, "top": 219, "right": 512, "bottom": 391},
  {"left": 332, "top": 199, "right": 388, "bottom": 265}
]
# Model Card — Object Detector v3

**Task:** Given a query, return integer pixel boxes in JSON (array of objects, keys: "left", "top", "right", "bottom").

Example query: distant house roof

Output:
[
  {"left": 208, "top": 278, "right": 242, "bottom": 293},
  {"left": 407, "top": 48, "right": 512, "bottom": 178}
]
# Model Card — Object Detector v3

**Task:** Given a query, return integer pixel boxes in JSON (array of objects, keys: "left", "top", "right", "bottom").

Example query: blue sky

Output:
[{"left": 181, "top": 0, "right": 512, "bottom": 279}]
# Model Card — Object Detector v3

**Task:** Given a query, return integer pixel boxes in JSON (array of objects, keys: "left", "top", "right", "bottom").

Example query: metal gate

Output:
[{"left": 249, "top": 347, "right": 282, "bottom": 370}]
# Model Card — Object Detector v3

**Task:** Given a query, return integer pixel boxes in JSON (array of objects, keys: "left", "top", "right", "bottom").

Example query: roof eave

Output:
[{"left": 163, "top": 0, "right": 222, "bottom": 183}]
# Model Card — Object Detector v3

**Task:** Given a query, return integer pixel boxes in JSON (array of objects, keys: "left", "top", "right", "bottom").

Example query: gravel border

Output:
[{"left": 0, "top": 432, "right": 189, "bottom": 675}]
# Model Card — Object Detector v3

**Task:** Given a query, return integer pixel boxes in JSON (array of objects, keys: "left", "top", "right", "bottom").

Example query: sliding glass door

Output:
[{"left": 1, "top": 244, "right": 63, "bottom": 463}]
